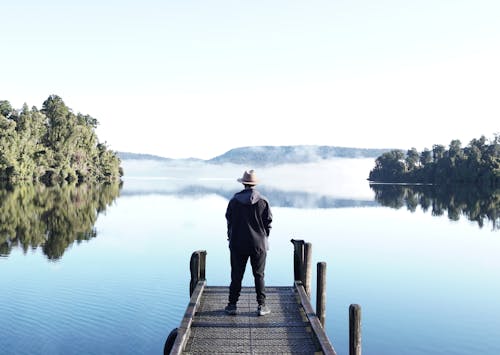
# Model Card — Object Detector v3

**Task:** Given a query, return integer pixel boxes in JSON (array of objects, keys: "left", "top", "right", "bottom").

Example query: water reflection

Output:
[
  {"left": 370, "top": 183, "right": 499, "bottom": 230},
  {"left": 121, "top": 181, "right": 378, "bottom": 209},
  {"left": 0, "top": 183, "right": 121, "bottom": 260}
]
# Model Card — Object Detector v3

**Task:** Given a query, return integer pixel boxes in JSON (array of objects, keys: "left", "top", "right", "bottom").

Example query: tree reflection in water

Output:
[
  {"left": 370, "top": 183, "right": 499, "bottom": 231},
  {"left": 0, "top": 183, "right": 121, "bottom": 260}
]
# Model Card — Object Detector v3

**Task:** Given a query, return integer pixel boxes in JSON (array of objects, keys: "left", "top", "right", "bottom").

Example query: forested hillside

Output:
[{"left": 0, "top": 95, "right": 122, "bottom": 184}]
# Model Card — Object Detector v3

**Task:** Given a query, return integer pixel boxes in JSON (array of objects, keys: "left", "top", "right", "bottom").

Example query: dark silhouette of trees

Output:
[
  {"left": 0, "top": 95, "right": 122, "bottom": 184},
  {"left": 369, "top": 135, "right": 499, "bottom": 187},
  {"left": 370, "top": 184, "right": 499, "bottom": 231},
  {"left": 0, "top": 182, "right": 121, "bottom": 260}
]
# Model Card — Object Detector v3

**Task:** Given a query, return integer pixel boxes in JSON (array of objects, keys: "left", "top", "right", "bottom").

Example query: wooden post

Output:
[
  {"left": 303, "top": 242, "right": 312, "bottom": 297},
  {"left": 290, "top": 239, "right": 305, "bottom": 282},
  {"left": 349, "top": 304, "right": 362, "bottom": 355},
  {"left": 316, "top": 262, "right": 327, "bottom": 327},
  {"left": 199, "top": 250, "right": 206, "bottom": 281},
  {"left": 189, "top": 252, "right": 200, "bottom": 297},
  {"left": 189, "top": 250, "right": 206, "bottom": 297}
]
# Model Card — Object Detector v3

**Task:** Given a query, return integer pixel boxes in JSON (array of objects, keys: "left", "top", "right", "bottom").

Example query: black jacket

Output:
[{"left": 225, "top": 188, "right": 273, "bottom": 254}]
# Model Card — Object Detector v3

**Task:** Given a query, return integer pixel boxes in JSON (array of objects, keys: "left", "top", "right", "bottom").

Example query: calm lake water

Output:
[{"left": 1, "top": 159, "right": 499, "bottom": 355}]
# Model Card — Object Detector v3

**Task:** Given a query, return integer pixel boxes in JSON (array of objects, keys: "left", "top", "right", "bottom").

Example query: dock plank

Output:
[{"left": 179, "top": 286, "right": 326, "bottom": 354}]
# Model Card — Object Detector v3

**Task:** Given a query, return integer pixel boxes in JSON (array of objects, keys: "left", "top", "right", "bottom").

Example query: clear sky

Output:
[{"left": 1, "top": 0, "right": 499, "bottom": 159}]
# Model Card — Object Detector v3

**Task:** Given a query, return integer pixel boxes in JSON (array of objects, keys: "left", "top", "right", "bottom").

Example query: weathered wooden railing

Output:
[
  {"left": 292, "top": 239, "right": 362, "bottom": 355},
  {"left": 164, "top": 240, "right": 362, "bottom": 355}
]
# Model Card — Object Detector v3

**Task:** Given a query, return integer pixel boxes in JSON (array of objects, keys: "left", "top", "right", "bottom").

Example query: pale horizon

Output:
[{"left": 2, "top": 0, "right": 499, "bottom": 159}]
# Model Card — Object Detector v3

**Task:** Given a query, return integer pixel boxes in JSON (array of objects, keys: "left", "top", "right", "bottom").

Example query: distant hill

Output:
[
  {"left": 117, "top": 152, "right": 173, "bottom": 161},
  {"left": 118, "top": 152, "right": 205, "bottom": 163},
  {"left": 208, "top": 146, "right": 392, "bottom": 165},
  {"left": 118, "top": 145, "right": 393, "bottom": 165}
]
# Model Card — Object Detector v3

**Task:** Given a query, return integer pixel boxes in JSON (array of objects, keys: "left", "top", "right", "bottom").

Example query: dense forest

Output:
[
  {"left": 368, "top": 135, "right": 499, "bottom": 187},
  {"left": 0, "top": 95, "right": 122, "bottom": 184}
]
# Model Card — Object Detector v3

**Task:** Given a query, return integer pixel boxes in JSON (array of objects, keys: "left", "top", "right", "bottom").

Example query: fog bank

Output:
[{"left": 121, "top": 158, "right": 376, "bottom": 200}]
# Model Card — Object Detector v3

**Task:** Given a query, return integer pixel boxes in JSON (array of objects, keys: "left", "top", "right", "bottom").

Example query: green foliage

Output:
[
  {"left": 0, "top": 100, "right": 14, "bottom": 118},
  {"left": 0, "top": 182, "right": 121, "bottom": 260},
  {"left": 0, "top": 95, "right": 122, "bottom": 184},
  {"left": 369, "top": 149, "right": 406, "bottom": 182},
  {"left": 369, "top": 135, "right": 500, "bottom": 187}
]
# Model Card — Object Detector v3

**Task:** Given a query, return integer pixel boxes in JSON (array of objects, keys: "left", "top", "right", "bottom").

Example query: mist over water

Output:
[{"left": 121, "top": 158, "right": 376, "bottom": 200}]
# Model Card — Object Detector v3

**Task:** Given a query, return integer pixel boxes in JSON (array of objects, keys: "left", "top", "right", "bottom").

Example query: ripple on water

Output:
[{"left": 1, "top": 272, "right": 190, "bottom": 355}]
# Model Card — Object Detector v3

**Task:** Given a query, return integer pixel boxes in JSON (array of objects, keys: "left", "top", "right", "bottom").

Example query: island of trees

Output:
[
  {"left": 368, "top": 135, "right": 499, "bottom": 187},
  {"left": 0, "top": 95, "right": 122, "bottom": 184}
]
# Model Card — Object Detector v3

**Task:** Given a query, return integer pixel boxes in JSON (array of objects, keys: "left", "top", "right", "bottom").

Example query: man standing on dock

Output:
[{"left": 225, "top": 169, "right": 273, "bottom": 316}]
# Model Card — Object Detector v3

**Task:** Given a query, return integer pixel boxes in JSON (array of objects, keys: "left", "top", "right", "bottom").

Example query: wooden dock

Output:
[{"left": 166, "top": 241, "right": 361, "bottom": 355}]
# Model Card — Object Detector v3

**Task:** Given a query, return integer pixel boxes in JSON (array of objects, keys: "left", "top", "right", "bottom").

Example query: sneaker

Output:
[
  {"left": 225, "top": 303, "right": 237, "bottom": 315},
  {"left": 257, "top": 304, "right": 271, "bottom": 316}
]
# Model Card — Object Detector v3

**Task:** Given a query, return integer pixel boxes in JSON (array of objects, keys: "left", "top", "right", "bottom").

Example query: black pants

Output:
[{"left": 229, "top": 249, "right": 267, "bottom": 306}]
